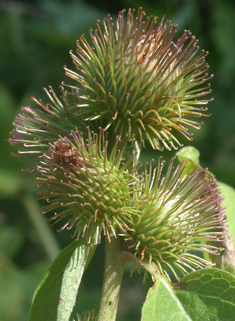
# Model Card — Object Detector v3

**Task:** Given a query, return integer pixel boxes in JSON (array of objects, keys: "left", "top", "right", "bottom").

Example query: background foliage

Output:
[{"left": 0, "top": 0, "right": 235, "bottom": 320}]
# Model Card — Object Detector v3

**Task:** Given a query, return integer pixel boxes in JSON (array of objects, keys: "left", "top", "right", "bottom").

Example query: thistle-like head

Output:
[
  {"left": 122, "top": 158, "right": 226, "bottom": 280},
  {"left": 65, "top": 8, "right": 212, "bottom": 151},
  {"left": 8, "top": 8, "right": 224, "bottom": 277},
  {"left": 35, "top": 129, "right": 139, "bottom": 244},
  {"left": 9, "top": 8, "right": 212, "bottom": 168}
]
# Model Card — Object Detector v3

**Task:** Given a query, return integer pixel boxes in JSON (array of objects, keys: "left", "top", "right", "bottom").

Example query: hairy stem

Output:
[{"left": 97, "top": 236, "right": 133, "bottom": 321}]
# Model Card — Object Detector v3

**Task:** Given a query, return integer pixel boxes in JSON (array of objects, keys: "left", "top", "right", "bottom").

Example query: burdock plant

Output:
[{"left": 9, "top": 8, "right": 235, "bottom": 321}]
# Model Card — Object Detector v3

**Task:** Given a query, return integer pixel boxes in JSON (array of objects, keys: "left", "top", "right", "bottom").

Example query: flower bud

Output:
[
  {"left": 65, "top": 8, "right": 212, "bottom": 151},
  {"left": 122, "top": 158, "right": 226, "bottom": 280},
  {"left": 36, "top": 129, "right": 139, "bottom": 244}
]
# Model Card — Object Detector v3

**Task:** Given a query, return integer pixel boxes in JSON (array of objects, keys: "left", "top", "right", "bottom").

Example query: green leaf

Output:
[
  {"left": 218, "top": 181, "right": 235, "bottom": 241},
  {"left": 176, "top": 146, "right": 200, "bottom": 165},
  {"left": 57, "top": 243, "right": 95, "bottom": 321},
  {"left": 142, "top": 268, "right": 235, "bottom": 321},
  {"left": 217, "top": 181, "right": 235, "bottom": 273},
  {"left": 29, "top": 239, "right": 96, "bottom": 321},
  {"left": 176, "top": 146, "right": 202, "bottom": 176},
  {"left": 141, "top": 275, "right": 191, "bottom": 321},
  {"left": 175, "top": 268, "right": 235, "bottom": 321}
]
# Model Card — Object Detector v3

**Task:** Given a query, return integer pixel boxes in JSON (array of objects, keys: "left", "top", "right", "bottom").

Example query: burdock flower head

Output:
[
  {"left": 65, "top": 8, "right": 212, "bottom": 151},
  {"left": 35, "top": 129, "right": 139, "bottom": 244},
  {"left": 123, "top": 158, "right": 226, "bottom": 280},
  {"left": 10, "top": 8, "right": 212, "bottom": 167},
  {"left": 9, "top": 8, "right": 225, "bottom": 280}
]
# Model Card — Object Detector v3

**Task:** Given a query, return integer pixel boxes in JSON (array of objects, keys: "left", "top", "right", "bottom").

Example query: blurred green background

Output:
[{"left": 1, "top": 0, "right": 235, "bottom": 320}]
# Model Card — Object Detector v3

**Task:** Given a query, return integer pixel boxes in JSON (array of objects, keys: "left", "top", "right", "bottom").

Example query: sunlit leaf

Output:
[
  {"left": 29, "top": 240, "right": 96, "bottom": 321},
  {"left": 141, "top": 268, "right": 235, "bottom": 320},
  {"left": 175, "top": 268, "right": 235, "bottom": 321},
  {"left": 141, "top": 275, "right": 191, "bottom": 321},
  {"left": 176, "top": 146, "right": 202, "bottom": 177}
]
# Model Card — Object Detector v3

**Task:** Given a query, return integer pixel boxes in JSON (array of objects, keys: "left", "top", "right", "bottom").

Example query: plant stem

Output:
[
  {"left": 97, "top": 236, "right": 132, "bottom": 321},
  {"left": 22, "top": 191, "right": 60, "bottom": 261}
]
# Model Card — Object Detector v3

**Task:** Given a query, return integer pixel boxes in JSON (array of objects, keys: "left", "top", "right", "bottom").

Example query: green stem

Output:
[
  {"left": 97, "top": 236, "right": 133, "bottom": 321},
  {"left": 22, "top": 191, "right": 60, "bottom": 261},
  {"left": 141, "top": 260, "right": 160, "bottom": 281}
]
